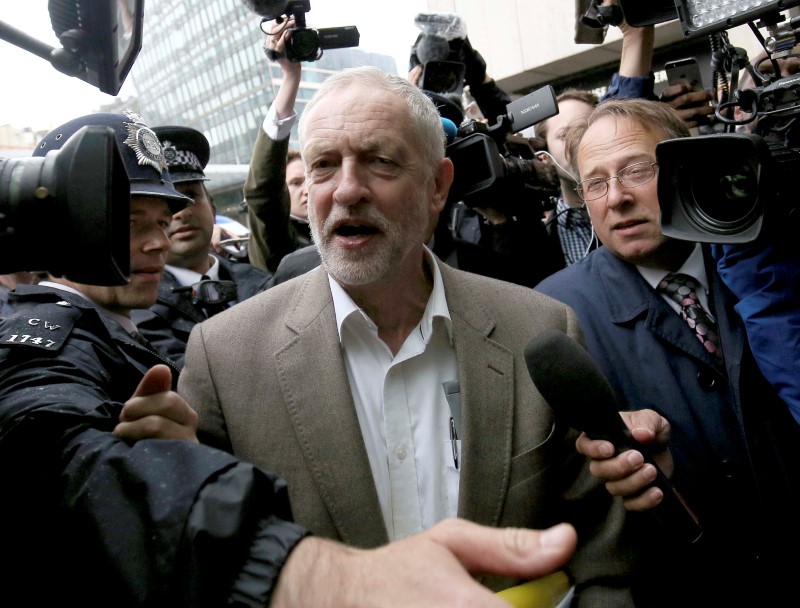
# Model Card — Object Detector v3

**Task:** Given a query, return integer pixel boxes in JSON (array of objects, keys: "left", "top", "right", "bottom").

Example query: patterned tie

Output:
[{"left": 657, "top": 273, "right": 723, "bottom": 361}]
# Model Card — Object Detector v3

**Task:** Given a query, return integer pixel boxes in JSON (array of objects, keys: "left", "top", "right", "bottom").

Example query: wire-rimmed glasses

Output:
[{"left": 575, "top": 161, "right": 659, "bottom": 201}]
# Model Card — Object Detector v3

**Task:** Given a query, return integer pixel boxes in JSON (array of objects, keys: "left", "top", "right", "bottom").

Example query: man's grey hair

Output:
[{"left": 298, "top": 66, "right": 446, "bottom": 169}]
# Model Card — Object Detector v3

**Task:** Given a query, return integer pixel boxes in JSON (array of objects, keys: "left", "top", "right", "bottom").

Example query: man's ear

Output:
[{"left": 432, "top": 157, "right": 455, "bottom": 215}]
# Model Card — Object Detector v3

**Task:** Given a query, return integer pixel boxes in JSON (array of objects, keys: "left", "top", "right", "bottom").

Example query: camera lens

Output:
[
  {"left": 287, "top": 28, "right": 320, "bottom": 62},
  {"left": 682, "top": 158, "right": 761, "bottom": 234},
  {"left": 0, "top": 127, "right": 131, "bottom": 284}
]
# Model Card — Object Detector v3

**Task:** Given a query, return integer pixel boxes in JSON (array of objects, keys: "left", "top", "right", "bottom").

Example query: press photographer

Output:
[{"left": 436, "top": 85, "right": 569, "bottom": 287}]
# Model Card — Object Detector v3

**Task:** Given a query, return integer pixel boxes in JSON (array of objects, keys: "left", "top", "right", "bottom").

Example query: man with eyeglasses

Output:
[{"left": 535, "top": 98, "right": 800, "bottom": 607}]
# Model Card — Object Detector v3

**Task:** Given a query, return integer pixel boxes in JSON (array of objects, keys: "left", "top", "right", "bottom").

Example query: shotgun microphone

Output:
[{"left": 523, "top": 328, "right": 703, "bottom": 544}]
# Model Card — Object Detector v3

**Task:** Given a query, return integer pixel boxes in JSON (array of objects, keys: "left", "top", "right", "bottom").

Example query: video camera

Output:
[
  {"left": 410, "top": 12, "right": 472, "bottom": 98},
  {"left": 0, "top": 127, "right": 131, "bottom": 285},
  {"left": 0, "top": 1, "right": 137, "bottom": 285},
  {"left": 243, "top": 0, "right": 360, "bottom": 63},
  {"left": 616, "top": 0, "right": 800, "bottom": 243},
  {"left": 446, "top": 85, "right": 560, "bottom": 216}
]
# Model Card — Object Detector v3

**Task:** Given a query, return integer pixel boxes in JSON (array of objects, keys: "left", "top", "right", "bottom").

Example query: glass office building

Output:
[{"left": 127, "top": 0, "right": 395, "bottom": 210}]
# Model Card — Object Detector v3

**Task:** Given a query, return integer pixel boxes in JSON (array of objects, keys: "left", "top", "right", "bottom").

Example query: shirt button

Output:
[{"left": 395, "top": 446, "right": 407, "bottom": 460}]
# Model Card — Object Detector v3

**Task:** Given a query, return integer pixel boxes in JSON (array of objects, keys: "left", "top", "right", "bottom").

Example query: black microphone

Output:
[
  {"left": 241, "top": 0, "right": 288, "bottom": 20},
  {"left": 524, "top": 328, "right": 703, "bottom": 544},
  {"left": 415, "top": 34, "right": 451, "bottom": 64}
]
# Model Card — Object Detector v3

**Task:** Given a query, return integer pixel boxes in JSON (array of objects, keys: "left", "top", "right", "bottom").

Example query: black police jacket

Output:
[
  {"left": 132, "top": 254, "right": 272, "bottom": 368},
  {"left": 0, "top": 284, "right": 308, "bottom": 607}
]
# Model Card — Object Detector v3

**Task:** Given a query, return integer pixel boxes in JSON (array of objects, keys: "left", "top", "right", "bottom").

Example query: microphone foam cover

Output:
[
  {"left": 416, "top": 34, "right": 451, "bottom": 64},
  {"left": 440, "top": 117, "right": 458, "bottom": 144}
]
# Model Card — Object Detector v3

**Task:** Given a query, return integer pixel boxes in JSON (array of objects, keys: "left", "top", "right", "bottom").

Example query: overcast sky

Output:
[{"left": 1, "top": 1, "right": 429, "bottom": 131}]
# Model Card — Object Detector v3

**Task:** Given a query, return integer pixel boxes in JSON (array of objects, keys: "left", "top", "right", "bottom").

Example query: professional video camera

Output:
[
  {"left": 616, "top": 0, "right": 800, "bottom": 243},
  {"left": 0, "top": 1, "right": 137, "bottom": 285},
  {"left": 409, "top": 12, "right": 472, "bottom": 98},
  {"left": 0, "top": 127, "right": 131, "bottom": 285},
  {"left": 243, "top": 0, "right": 359, "bottom": 62},
  {"left": 446, "top": 85, "right": 560, "bottom": 216}
]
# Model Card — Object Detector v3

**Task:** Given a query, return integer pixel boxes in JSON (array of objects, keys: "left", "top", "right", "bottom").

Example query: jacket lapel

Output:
[
  {"left": 595, "top": 248, "right": 722, "bottom": 368},
  {"left": 438, "top": 263, "right": 515, "bottom": 526},
  {"left": 275, "top": 268, "right": 388, "bottom": 547}
]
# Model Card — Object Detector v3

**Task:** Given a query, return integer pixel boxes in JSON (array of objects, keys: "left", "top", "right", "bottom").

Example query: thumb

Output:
[
  {"left": 429, "top": 519, "right": 576, "bottom": 579},
  {"left": 132, "top": 364, "right": 174, "bottom": 398}
]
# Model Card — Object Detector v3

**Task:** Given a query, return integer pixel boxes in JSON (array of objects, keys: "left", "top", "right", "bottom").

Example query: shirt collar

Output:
[
  {"left": 330, "top": 246, "right": 453, "bottom": 345},
  {"left": 166, "top": 255, "right": 220, "bottom": 286},
  {"left": 637, "top": 243, "right": 708, "bottom": 292}
]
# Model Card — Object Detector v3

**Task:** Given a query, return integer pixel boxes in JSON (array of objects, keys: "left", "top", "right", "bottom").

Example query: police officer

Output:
[
  {"left": 131, "top": 126, "right": 272, "bottom": 367},
  {"left": 0, "top": 110, "right": 311, "bottom": 605}
]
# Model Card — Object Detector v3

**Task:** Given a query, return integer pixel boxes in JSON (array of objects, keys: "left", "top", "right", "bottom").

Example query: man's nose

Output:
[
  {"left": 146, "top": 227, "right": 171, "bottom": 252},
  {"left": 605, "top": 177, "right": 633, "bottom": 209},
  {"left": 333, "top": 162, "right": 368, "bottom": 205}
]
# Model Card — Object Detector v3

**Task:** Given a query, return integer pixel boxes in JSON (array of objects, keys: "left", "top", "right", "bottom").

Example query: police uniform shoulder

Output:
[{"left": 0, "top": 299, "right": 86, "bottom": 352}]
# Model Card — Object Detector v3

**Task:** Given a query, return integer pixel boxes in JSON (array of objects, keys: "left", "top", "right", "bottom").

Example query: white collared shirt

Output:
[
  {"left": 330, "top": 248, "right": 460, "bottom": 541},
  {"left": 165, "top": 254, "right": 220, "bottom": 286}
]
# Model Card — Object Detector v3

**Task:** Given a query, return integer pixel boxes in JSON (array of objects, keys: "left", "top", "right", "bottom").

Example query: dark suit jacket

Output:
[
  {"left": 536, "top": 245, "right": 800, "bottom": 606},
  {"left": 179, "top": 258, "right": 638, "bottom": 605}
]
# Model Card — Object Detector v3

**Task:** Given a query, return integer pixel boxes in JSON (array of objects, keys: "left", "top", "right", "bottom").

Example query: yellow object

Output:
[{"left": 495, "top": 571, "right": 572, "bottom": 608}]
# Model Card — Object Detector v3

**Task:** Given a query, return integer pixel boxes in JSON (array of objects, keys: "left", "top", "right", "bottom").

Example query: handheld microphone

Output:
[
  {"left": 523, "top": 329, "right": 703, "bottom": 544},
  {"left": 415, "top": 34, "right": 451, "bottom": 64},
  {"left": 240, "top": 0, "right": 287, "bottom": 20},
  {"left": 440, "top": 117, "right": 458, "bottom": 144}
]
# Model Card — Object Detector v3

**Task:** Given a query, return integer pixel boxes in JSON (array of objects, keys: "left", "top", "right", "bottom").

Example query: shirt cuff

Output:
[{"left": 263, "top": 102, "right": 297, "bottom": 140}]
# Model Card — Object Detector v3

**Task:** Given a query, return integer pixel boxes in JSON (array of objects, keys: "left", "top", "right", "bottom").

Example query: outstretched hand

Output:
[
  {"left": 272, "top": 518, "right": 577, "bottom": 608},
  {"left": 115, "top": 364, "right": 199, "bottom": 443}
]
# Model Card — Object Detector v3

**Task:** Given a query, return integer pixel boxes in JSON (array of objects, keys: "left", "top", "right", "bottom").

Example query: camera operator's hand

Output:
[
  {"left": 600, "top": 0, "right": 631, "bottom": 34},
  {"left": 659, "top": 83, "right": 715, "bottom": 129},
  {"left": 263, "top": 18, "right": 302, "bottom": 120},
  {"left": 407, "top": 64, "right": 423, "bottom": 87},
  {"left": 115, "top": 364, "right": 200, "bottom": 443},
  {"left": 264, "top": 17, "right": 302, "bottom": 78}
]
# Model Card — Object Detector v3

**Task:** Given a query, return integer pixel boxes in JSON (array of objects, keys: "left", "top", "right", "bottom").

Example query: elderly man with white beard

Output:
[{"left": 177, "top": 66, "right": 638, "bottom": 605}]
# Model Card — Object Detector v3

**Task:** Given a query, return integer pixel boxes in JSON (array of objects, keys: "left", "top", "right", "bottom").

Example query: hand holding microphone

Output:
[{"left": 523, "top": 329, "right": 703, "bottom": 544}]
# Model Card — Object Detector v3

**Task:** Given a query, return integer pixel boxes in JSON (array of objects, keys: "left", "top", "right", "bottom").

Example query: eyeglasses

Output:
[{"left": 575, "top": 162, "right": 659, "bottom": 201}]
